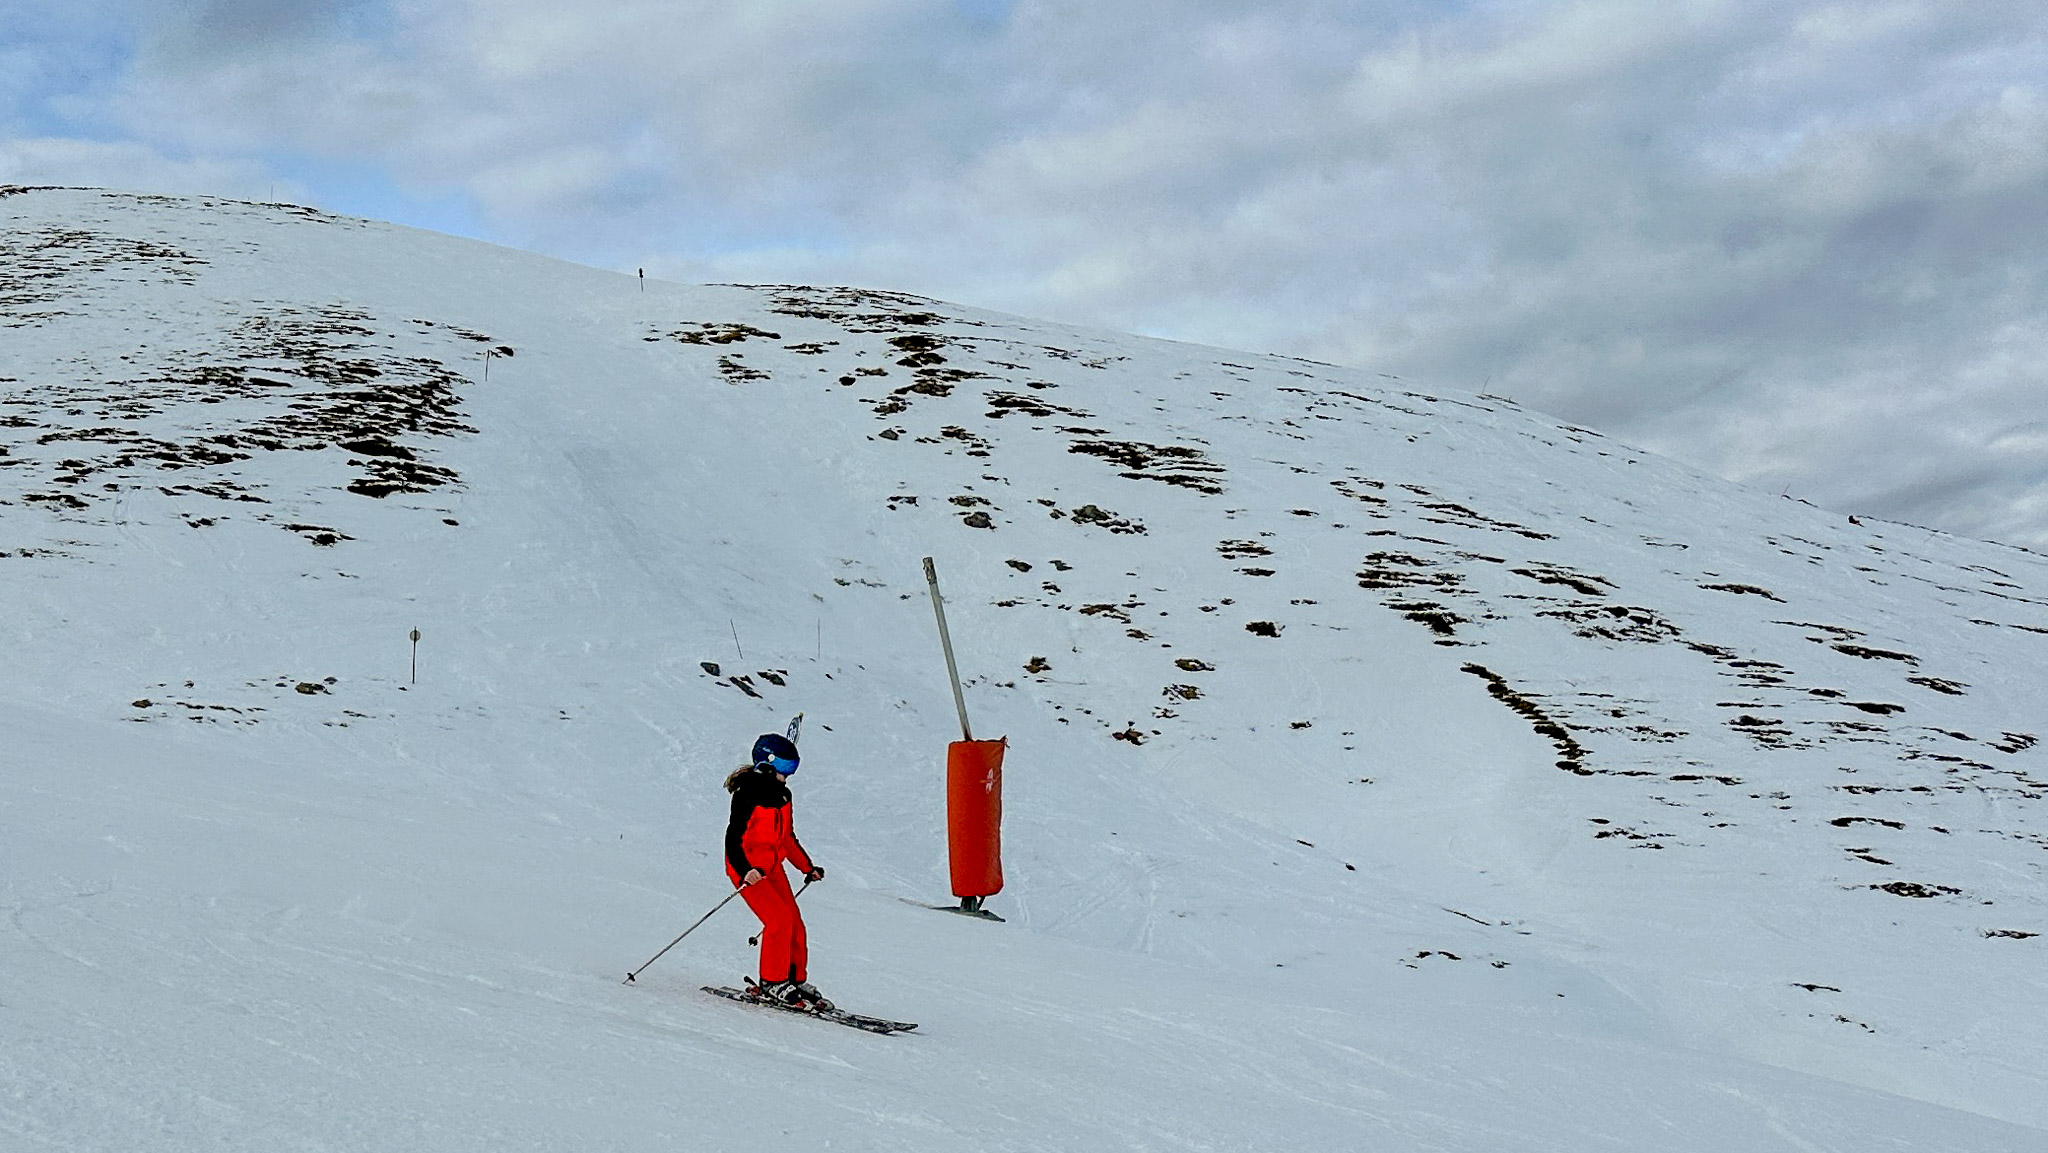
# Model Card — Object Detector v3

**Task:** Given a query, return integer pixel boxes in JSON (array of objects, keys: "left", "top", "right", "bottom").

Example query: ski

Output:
[{"left": 703, "top": 983, "right": 918, "bottom": 1035}]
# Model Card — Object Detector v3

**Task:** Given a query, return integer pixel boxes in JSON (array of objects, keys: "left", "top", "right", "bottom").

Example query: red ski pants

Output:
[{"left": 728, "top": 864, "right": 808, "bottom": 983}]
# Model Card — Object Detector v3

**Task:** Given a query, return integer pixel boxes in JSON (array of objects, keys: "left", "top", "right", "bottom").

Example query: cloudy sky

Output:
[{"left": 6, "top": 1, "right": 2046, "bottom": 547}]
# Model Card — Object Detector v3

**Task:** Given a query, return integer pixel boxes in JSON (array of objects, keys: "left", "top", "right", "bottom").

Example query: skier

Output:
[{"left": 725, "top": 732, "right": 831, "bottom": 1010}]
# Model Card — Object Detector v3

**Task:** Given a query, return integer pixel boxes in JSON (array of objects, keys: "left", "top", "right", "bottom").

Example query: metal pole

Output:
[
  {"left": 923, "top": 556, "right": 973, "bottom": 742},
  {"left": 624, "top": 888, "right": 744, "bottom": 984}
]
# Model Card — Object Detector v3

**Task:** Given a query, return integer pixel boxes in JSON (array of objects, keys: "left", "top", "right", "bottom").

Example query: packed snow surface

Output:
[{"left": 3, "top": 187, "right": 2045, "bottom": 1150}]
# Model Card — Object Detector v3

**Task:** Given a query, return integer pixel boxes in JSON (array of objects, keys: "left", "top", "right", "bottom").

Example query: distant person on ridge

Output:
[{"left": 725, "top": 733, "right": 831, "bottom": 1010}]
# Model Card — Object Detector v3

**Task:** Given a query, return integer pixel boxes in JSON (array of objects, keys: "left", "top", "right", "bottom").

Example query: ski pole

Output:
[
  {"left": 624, "top": 888, "right": 744, "bottom": 984},
  {"left": 748, "top": 877, "right": 812, "bottom": 946}
]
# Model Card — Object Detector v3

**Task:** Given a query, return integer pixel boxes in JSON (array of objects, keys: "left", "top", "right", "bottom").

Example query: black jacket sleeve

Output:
[{"left": 725, "top": 782, "right": 756, "bottom": 877}]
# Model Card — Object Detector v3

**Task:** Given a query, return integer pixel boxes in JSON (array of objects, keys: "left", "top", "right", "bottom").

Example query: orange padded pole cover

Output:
[{"left": 946, "top": 738, "right": 1006, "bottom": 898}]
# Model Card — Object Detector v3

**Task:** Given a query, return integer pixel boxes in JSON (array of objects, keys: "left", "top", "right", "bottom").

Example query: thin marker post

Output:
[{"left": 923, "top": 556, "right": 972, "bottom": 742}]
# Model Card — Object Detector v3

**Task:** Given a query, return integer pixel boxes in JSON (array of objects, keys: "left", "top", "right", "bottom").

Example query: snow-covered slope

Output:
[{"left": 3, "top": 186, "right": 2043, "bottom": 1151}]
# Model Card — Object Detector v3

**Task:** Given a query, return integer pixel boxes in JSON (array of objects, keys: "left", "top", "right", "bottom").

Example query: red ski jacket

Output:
[{"left": 725, "top": 767, "right": 815, "bottom": 878}]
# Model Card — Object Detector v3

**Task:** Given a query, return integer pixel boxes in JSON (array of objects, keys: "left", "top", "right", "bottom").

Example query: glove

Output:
[
  {"left": 805, "top": 866, "right": 825, "bottom": 883},
  {"left": 742, "top": 868, "right": 764, "bottom": 887}
]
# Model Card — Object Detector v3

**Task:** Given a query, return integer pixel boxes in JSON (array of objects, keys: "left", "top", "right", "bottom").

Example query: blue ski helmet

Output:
[{"left": 752, "top": 733, "right": 799, "bottom": 774}]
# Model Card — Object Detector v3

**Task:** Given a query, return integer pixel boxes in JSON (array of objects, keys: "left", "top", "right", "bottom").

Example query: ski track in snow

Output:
[{"left": 2, "top": 186, "right": 2044, "bottom": 1150}]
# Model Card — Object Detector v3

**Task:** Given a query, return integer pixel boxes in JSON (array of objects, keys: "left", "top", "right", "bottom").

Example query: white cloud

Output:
[
  {"left": 0, "top": 134, "right": 281, "bottom": 199},
  {"left": 9, "top": 0, "right": 2048, "bottom": 545}
]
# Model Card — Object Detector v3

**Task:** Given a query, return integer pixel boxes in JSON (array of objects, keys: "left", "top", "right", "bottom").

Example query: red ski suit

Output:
[{"left": 724, "top": 768, "right": 816, "bottom": 984}]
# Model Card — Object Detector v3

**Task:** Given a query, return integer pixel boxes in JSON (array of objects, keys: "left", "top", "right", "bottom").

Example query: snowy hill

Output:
[{"left": 3, "top": 185, "right": 2044, "bottom": 1151}]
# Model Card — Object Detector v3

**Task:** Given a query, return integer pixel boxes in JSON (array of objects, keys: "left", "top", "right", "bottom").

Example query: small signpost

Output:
[{"left": 410, "top": 628, "right": 421, "bottom": 685}]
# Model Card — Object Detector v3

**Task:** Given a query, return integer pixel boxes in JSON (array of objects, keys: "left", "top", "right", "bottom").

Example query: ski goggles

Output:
[{"left": 763, "top": 753, "right": 798, "bottom": 775}]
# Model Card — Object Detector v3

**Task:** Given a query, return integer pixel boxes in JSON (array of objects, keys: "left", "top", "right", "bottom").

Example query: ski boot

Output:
[{"left": 752, "top": 979, "right": 809, "bottom": 1008}]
